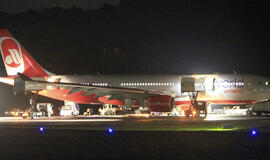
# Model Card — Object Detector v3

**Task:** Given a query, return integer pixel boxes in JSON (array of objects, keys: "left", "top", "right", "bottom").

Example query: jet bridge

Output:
[{"left": 181, "top": 76, "right": 215, "bottom": 93}]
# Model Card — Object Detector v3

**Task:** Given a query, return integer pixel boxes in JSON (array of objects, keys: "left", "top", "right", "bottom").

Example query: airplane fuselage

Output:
[{"left": 33, "top": 74, "right": 270, "bottom": 106}]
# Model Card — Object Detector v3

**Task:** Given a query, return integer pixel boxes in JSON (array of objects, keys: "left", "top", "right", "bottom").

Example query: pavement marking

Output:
[{"left": 205, "top": 115, "right": 270, "bottom": 121}]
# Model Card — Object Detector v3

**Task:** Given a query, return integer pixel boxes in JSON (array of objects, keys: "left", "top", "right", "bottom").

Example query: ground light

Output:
[
  {"left": 251, "top": 129, "right": 257, "bottom": 136},
  {"left": 108, "top": 128, "right": 114, "bottom": 134},
  {"left": 39, "top": 127, "right": 45, "bottom": 132}
]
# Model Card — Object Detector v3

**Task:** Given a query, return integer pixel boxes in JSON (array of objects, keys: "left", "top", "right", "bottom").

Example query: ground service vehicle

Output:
[
  {"left": 225, "top": 106, "right": 248, "bottom": 115},
  {"left": 5, "top": 109, "right": 28, "bottom": 118},
  {"left": 100, "top": 104, "right": 115, "bottom": 115},
  {"left": 247, "top": 100, "right": 270, "bottom": 116},
  {"left": 60, "top": 103, "right": 79, "bottom": 116}
]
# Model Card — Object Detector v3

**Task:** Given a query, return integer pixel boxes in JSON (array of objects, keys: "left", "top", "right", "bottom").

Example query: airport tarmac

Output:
[
  {"left": 0, "top": 115, "right": 270, "bottom": 159},
  {"left": 1, "top": 114, "right": 270, "bottom": 132},
  {"left": 1, "top": 114, "right": 270, "bottom": 122}
]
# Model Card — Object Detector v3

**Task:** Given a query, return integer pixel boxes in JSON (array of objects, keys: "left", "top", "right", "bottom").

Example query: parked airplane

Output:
[{"left": 0, "top": 29, "right": 270, "bottom": 113}]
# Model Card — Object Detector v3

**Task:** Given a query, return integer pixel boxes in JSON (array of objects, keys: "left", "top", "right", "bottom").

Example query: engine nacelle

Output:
[{"left": 147, "top": 95, "right": 174, "bottom": 112}]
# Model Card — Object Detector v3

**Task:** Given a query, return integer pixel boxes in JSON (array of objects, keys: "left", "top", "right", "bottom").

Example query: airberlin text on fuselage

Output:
[{"left": 215, "top": 78, "right": 244, "bottom": 89}]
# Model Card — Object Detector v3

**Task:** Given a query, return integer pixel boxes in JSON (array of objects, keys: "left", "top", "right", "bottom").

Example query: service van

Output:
[{"left": 60, "top": 103, "right": 79, "bottom": 116}]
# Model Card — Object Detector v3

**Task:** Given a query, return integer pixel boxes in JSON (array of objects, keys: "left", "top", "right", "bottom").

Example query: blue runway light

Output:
[
  {"left": 251, "top": 129, "right": 257, "bottom": 136},
  {"left": 108, "top": 128, "right": 113, "bottom": 134},
  {"left": 39, "top": 127, "right": 44, "bottom": 132}
]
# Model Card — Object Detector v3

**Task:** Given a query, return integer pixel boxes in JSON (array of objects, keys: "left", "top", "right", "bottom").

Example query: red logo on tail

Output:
[
  {"left": 5, "top": 49, "right": 21, "bottom": 67},
  {"left": 1, "top": 38, "right": 22, "bottom": 68}
]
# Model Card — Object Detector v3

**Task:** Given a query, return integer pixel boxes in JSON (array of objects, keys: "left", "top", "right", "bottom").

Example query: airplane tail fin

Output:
[{"left": 0, "top": 29, "right": 51, "bottom": 77}]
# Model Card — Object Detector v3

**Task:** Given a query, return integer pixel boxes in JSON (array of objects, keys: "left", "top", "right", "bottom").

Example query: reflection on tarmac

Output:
[{"left": 204, "top": 114, "right": 270, "bottom": 121}]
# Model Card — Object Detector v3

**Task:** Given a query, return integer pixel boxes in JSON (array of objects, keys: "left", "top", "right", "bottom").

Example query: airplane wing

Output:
[{"left": 14, "top": 76, "right": 168, "bottom": 101}]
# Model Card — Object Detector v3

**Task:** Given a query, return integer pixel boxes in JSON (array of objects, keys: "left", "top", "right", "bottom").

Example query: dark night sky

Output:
[{"left": 0, "top": 0, "right": 270, "bottom": 109}]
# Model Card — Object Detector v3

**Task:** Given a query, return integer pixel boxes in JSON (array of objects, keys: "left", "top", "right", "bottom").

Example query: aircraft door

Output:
[{"left": 181, "top": 77, "right": 195, "bottom": 92}]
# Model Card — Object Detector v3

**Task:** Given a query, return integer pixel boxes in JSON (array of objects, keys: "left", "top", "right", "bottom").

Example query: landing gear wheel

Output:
[{"left": 28, "top": 91, "right": 39, "bottom": 118}]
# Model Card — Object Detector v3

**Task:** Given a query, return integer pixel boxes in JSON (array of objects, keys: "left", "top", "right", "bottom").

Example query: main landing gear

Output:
[
  {"left": 28, "top": 91, "right": 39, "bottom": 118},
  {"left": 185, "top": 92, "right": 207, "bottom": 118}
]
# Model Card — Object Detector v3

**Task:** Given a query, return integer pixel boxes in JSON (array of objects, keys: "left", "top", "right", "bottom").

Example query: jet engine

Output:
[{"left": 147, "top": 95, "right": 174, "bottom": 112}]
